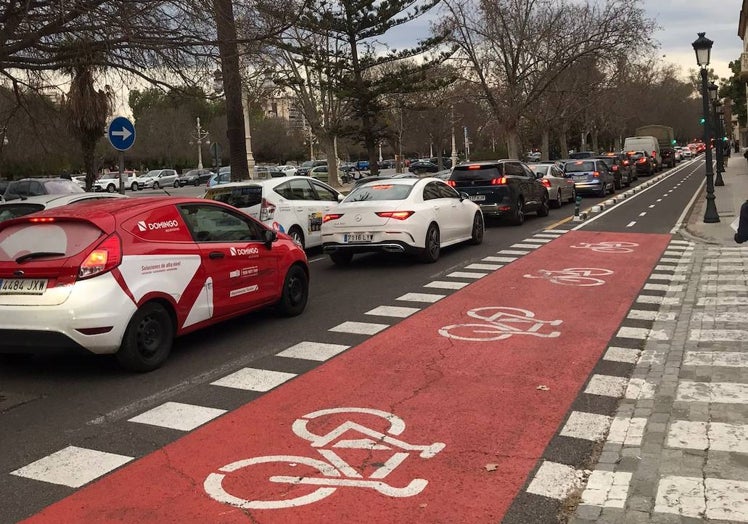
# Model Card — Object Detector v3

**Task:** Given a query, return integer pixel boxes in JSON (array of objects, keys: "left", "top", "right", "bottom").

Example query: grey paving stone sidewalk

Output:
[{"left": 570, "top": 242, "right": 748, "bottom": 523}]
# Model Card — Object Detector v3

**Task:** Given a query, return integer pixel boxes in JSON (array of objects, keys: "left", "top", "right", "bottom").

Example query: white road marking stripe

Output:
[
  {"left": 667, "top": 421, "right": 748, "bottom": 453},
  {"left": 701, "top": 265, "right": 748, "bottom": 272},
  {"left": 689, "top": 329, "right": 748, "bottom": 342},
  {"left": 543, "top": 229, "right": 567, "bottom": 233},
  {"left": 694, "top": 276, "right": 747, "bottom": 283},
  {"left": 654, "top": 264, "right": 689, "bottom": 272},
  {"left": 604, "top": 346, "right": 641, "bottom": 364},
  {"left": 697, "top": 297, "right": 748, "bottom": 306},
  {"left": 329, "top": 321, "right": 389, "bottom": 335},
  {"left": 669, "top": 240, "right": 693, "bottom": 245},
  {"left": 699, "top": 284, "right": 748, "bottom": 293},
  {"left": 683, "top": 351, "right": 748, "bottom": 368},
  {"left": 397, "top": 292, "right": 445, "bottom": 303},
  {"left": 424, "top": 280, "right": 469, "bottom": 290},
  {"left": 211, "top": 368, "right": 297, "bottom": 391},
  {"left": 520, "top": 238, "right": 553, "bottom": 244},
  {"left": 636, "top": 295, "right": 681, "bottom": 305},
  {"left": 464, "top": 263, "right": 503, "bottom": 271},
  {"left": 497, "top": 250, "right": 529, "bottom": 255},
  {"left": 617, "top": 327, "right": 670, "bottom": 340},
  {"left": 366, "top": 305, "right": 420, "bottom": 318},
  {"left": 526, "top": 461, "right": 584, "bottom": 500},
  {"left": 649, "top": 273, "right": 687, "bottom": 281},
  {"left": 692, "top": 311, "right": 748, "bottom": 322},
  {"left": 607, "top": 417, "right": 647, "bottom": 446},
  {"left": 657, "top": 198, "right": 662, "bottom": 202},
  {"left": 277, "top": 341, "right": 350, "bottom": 362},
  {"left": 446, "top": 271, "right": 486, "bottom": 279},
  {"left": 627, "top": 310, "right": 677, "bottom": 321},
  {"left": 659, "top": 257, "right": 683, "bottom": 263},
  {"left": 676, "top": 381, "right": 748, "bottom": 404},
  {"left": 128, "top": 402, "right": 226, "bottom": 431},
  {"left": 511, "top": 243, "right": 542, "bottom": 249},
  {"left": 644, "top": 283, "right": 683, "bottom": 292},
  {"left": 483, "top": 256, "right": 518, "bottom": 263},
  {"left": 560, "top": 411, "right": 611, "bottom": 441},
  {"left": 585, "top": 375, "right": 628, "bottom": 398},
  {"left": 639, "top": 212, "right": 647, "bottom": 217},
  {"left": 655, "top": 475, "right": 748, "bottom": 521},
  {"left": 702, "top": 257, "right": 748, "bottom": 263},
  {"left": 580, "top": 471, "right": 633, "bottom": 508},
  {"left": 534, "top": 234, "right": 561, "bottom": 239},
  {"left": 11, "top": 446, "right": 133, "bottom": 488},
  {"left": 649, "top": 204, "right": 655, "bottom": 208},
  {"left": 626, "top": 221, "right": 636, "bottom": 228}
]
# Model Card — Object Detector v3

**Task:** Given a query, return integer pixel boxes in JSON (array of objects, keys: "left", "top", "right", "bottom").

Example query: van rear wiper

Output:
[{"left": 15, "top": 251, "right": 65, "bottom": 263}]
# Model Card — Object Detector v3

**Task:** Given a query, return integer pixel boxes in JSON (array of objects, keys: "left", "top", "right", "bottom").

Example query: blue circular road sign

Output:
[{"left": 107, "top": 116, "right": 136, "bottom": 151}]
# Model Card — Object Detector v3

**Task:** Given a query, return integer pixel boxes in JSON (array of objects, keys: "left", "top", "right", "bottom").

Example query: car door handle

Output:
[{"left": 209, "top": 251, "right": 224, "bottom": 259}]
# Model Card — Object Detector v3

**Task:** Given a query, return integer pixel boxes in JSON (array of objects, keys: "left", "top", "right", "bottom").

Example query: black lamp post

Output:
[
  {"left": 713, "top": 98, "right": 725, "bottom": 186},
  {"left": 692, "top": 32, "right": 720, "bottom": 223}
]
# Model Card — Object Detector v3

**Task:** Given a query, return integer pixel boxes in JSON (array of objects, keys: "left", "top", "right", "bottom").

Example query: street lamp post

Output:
[
  {"left": 713, "top": 100, "right": 725, "bottom": 186},
  {"left": 191, "top": 117, "right": 209, "bottom": 169},
  {"left": 692, "top": 32, "right": 720, "bottom": 223}
]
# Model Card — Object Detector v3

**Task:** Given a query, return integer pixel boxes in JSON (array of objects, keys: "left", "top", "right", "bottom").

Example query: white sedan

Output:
[
  {"left": 321, "top": 177, "right": 484, "bottom": 265},
  {"left": 0, "top": 192, "right": 126, "bottom": 223}
]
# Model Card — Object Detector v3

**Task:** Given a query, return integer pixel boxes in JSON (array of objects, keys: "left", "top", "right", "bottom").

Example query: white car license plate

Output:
[
  {"left": 469, "top": 195, "right": 486, "bottom": 201},
  {"left": 0, "top": 278, "right": 48, "bottom": 295},
  {"left": 344, "top": 233, "right": 373, "bottom": 243}
]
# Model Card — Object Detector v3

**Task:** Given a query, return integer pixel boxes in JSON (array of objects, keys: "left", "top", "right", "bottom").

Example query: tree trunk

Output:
[
  {"left": 541, "top": 129, "right": 550, "bottom": 161},
  {"left": 591, "top": 128, "right": 599, "bottom": 152},
  {"left": 82, "top": 135, "right": 97, "bottom": 192},
  {"left": 506, "top": 128, "right": 521, "bottom": 158},
  {"left": 366, "top": 139, "right": 379, "bottom": 176},
  {"left": 559, "top": 128, "right": 568, "bottom": 158},
  {"left": 213, "top": 0, "right": 248, "bottom": 182},
  {"left": 321, "top": 135, "right": 340, "bottom": 189}
]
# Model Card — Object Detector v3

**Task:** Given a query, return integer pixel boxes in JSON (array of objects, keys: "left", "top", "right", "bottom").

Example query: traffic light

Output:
[
  {"left": 699, "top": 117, "right": 706, "bottom": 125},
  {"left": 671, "top": 139, "right": 677, "bottom": 145}
]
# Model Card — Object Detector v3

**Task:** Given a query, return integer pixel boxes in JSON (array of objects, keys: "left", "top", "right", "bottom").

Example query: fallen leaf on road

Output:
[
  {"left": 485, "top": 463, "right": 498, "bottom": 472},
  {"left": 536, "top": 385, "right": 550, "bottom": 391}
]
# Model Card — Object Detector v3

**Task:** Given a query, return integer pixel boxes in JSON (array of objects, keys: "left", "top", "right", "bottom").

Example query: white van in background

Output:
[{"left": 624, "top": 136, "right": 661, "bottom": 172}]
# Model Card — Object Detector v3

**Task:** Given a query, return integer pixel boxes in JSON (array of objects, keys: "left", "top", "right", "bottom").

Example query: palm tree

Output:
[{"left": 63, "top": 50, "right": 112, "bottom": 191}]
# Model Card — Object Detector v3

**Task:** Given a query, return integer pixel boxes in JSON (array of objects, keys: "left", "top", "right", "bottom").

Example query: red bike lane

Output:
[{"left": 24, "top": 231, "right": 670, "bottom": 523}]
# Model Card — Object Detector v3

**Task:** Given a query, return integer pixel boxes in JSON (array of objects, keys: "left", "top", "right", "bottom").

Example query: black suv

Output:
[
  {"left": 447, "top": 160, "right": 549, "bottom": 225},
  {"left": 660, "top": 147, "right": 676, "bottom": 168}
]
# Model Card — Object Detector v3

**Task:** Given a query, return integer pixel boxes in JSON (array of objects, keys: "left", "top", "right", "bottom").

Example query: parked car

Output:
[
  {"left": 660, "top": 147, "right": 676, "bottom": 168},
  {"left": 528, "top": 163, "right": 576, "bottom": 208},
  {"left": 0, "top": 197, "right": 309, "bottom": 371},
  {"left": 92, "top": 173, "right": 136, "bottom": 193},
  {"left": 563, "top": 159, "right": 615, "bottom": 196},
  {"left": 176, "top": 169, "right": 214, "bottom": 187},
  {"left": 446, "top": 160, "right": 549, "bottom": 225},
  {"left": 321, "top": 177, "right": 483, "bottom": 265},
  {"left": 593, "top": 154, "right": 632, "bottom": 189},
  {"left": 296, "top": 160, "right": 327, "bottom": 177},
  {"left": 203, "top": 176, "right": 343, "bottom": 249},
  {"left": 208, "top": 167, "right": 233, "bottom": 187},
  {"left": 627, "top": 150, "right": 655, "bottom": 176},
  {"left": 526, "top": 151, "right": 541, "bottom": 162},
  {"left": 278, "top": 165, "right": 298, "bottom": 176},
  {"left": 132, "top": 169, "right": 178, "bottom": 190},
  {"left": 4, "top": 178, "right": 85, "bottom": 201},
  {"left": 408, "top": 161, "right": 440, "bottom": 175},
  {"left": 0, "top": 193, "right": 126, "bottom": 223}
]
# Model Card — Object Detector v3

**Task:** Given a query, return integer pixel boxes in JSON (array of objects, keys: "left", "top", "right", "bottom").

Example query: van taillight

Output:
[
  {"left": 259, "top": 198, "right": 275, "bottom": 221},
  {"left": 79, "top": 233, "right": 122, "bottom": 280},
  {"left": 491, "top": 177, "right": 507, "bottom": 185}
]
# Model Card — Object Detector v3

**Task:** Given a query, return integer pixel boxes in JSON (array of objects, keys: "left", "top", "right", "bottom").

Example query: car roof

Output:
[
  {"left": 205, "top": 176, "right": 333, "bottom": 190},
  {"left": 0, "top": 193, "right": 125, "bottom": 207}
]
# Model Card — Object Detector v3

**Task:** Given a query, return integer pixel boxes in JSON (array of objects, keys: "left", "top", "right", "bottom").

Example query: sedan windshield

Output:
[
  {"left": 344, "top": 183, "right": 414, "bottom": 202},
  {"left": 565, "top": 161, "right": 595, "bottom": 173}
]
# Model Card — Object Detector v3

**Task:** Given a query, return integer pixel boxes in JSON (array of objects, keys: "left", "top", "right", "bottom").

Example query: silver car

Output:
[
  {"left": 133, "top": 169, "right": 178, "bottom": 190},
  {"left": 528, "top": 163, "right": 576, "bottom": 207}
]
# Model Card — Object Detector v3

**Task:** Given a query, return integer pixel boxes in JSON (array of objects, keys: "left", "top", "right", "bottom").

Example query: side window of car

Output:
[
  {"left": 310, "top": 181, "right": 338, "bottom": 201},
  {"left": 179, "top": 204, "right": 264, "bottom": 243},
  {"left": 30, "top": 181, "right": 44, "bottom": 196},
  {"left": 521, "top": 164, "right": 535, "bottom": 178},
  {"left": 504, "top": 163, "right": 523, "bottom": 176},
  {"left": 436, "top": 181, "right": 460, "bottom": 199},
  {"left": 287, "top": 179, "right": 316, "bottom": 201},
  {"left": 423, "top": 182, "right": 441, "bottom": 201},
  {"left": 274, "top": 182, "right": 292, "bottom": 199}
]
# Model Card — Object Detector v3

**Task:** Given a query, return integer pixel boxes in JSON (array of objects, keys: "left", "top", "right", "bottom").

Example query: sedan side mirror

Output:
[
  {"left": 337, "top": 193, "right": 345, "bottom": 202},
  {"left": 264, "top": 228, "right": 277, "bottom": 248},
  {"left": 460, "top": 192, "right": 469, "bottom": 201}
]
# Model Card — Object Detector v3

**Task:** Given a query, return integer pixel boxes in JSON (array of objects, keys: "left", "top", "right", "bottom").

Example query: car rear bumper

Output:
[
  {"left": 474, "top": 203, "right": 513, "bottom": 217},
  {"left": 573, "top": 180, "right": 605, "bottom": 193},
  {"left": 323, "top": 240, "right": 419, "bottom": 255}
]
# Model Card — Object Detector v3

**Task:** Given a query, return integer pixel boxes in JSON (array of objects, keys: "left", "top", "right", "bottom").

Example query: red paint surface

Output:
[{"left": 24, "top": 231, "right": 670, "bottom": 524}]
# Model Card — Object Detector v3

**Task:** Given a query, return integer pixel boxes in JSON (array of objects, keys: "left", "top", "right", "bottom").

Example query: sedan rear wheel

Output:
[
  {"left": 173, "top": 181, "right": 179, "bottom": 188},
  {"left": 470, "top": 213, "right": 484, "bottom": 245},
  {"left": 420, "top": 223, "right": 440, "bottom": 263},
  {"left": 116, "top": 302, "right": 173, "bottom": 372},
  {"left": 536, "top": 193, "right": 550, "bottom": 217},
  {"left": 277, "top": 264, "right": 308, "bottom": 316},
  {"left": 551, "top": 190, "right": 563, "bottom": 209},
  {"left": 107, "top": 184, "right": 116, "bottom": 193},
  {"left": 131, "top": 182, "right": 139, "bottom": 191},
  {"left": 510, "top": 198, "right": 525, "bottom": 225},
  {"left": 153, "top": 181, "right": 160, "bottom": 190}
]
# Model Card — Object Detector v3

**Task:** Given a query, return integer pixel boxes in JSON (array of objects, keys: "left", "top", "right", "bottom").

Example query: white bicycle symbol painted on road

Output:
[
  {"left": 204, "top": 407, "right": 445, "bottom": 509},
  {"left": 438, "top": 307, "right": 562, "bottom": 342},
  {"left": 523, "top": 267, "right": 614, "bottom": 286},
  {"left": 570, "top": 241, "right": 639, "bottom": 253}
]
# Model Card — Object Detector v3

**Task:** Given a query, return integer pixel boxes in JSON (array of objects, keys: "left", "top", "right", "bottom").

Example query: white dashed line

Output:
[
  {"left": 366, "top": 305, "right": 420, "bottom": 318},
  {"left": 676, "top": 381, "right": 748, "bottom": 403},
  {"left": 277, "top": 341, "right": 350, "bottom": 361},
  {"left": 128, "top": 402, "right": 226, "bottom": 431},
  {"left": 639, "top": 212, "right": 647, "bottom": 217},
  {"left": 655, "top": 476, "right": 748, "bottom": 520},
  {"left": 11, "top": 446, "right": 133, "bottom": 488},
  {"left": 465, "top": 263, "right": 503, "bottom": 271},
  {"left": 396, "top": 292, "right": 445, "bottom": 303},
  {"left": 424, "top": 280, "right": 469, "bottom": 290},
  {"left": 446, "top": 271, "right": 486, "bottom": 279},
  {"left": 667, "top": 421, "right": 748, "bottom": 453},
  {"left": 560, "top": 411, "right": 611, "bottom": 441},
  {"left": 329, "top": 321, "right": 389, "bottom": 335},
  {"left": 211, "top": 368, "right": 297, "bottom": 391},
  {"left": 626, "top": 221, "right": 636, "bottom": 228},
  {"left": 526, "top": 461, "right": 584, "bottom": 500}
]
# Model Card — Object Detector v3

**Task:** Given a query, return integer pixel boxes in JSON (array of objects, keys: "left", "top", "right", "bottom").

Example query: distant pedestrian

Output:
[{"left": 736, "top": 200, "right": 748, "bottom": 244}]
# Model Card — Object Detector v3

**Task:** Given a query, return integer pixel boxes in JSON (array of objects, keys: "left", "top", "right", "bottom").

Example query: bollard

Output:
[{"left": 572, "top": 195, "right": 584, "bottom": 222}]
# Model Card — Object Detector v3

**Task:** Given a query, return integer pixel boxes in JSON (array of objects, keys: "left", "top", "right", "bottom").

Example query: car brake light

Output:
[
  {"left": 376, "top": 211, "right": 415, "bottom": 220},
  {"left": 446, "top": 180, "right": 456, "bottom": 187},
  {"left": 623, "top": 160, "right": 630, "bottom": 166},
  {"left": 593, "top": 171, "right": 600, "bottom": 178},
  {"left": 490, "top": 177, "right": 507, "bottom": 185},
  {"left": 468, "top": 165, "right": 481, "bottom": 170},
  {"left": 29, "top": 217, "right": 55, "bottom": 223},
  {"left": 541, "top": 179, "right": 551, "bottom": 188},
  {"left": 79, "top": 233, "right": 122, "bottom": 280},
  {"left": 323, "top": 213, "right": 343, "bottom": 223},
  {"left": 259, "top": 197, "right": 275, "bottom": 221},
  {"left": 651, "top": 150, "right": 656, "bottom": 158},
  {"left": 612, "top": 165, "right": 619, "bottom": 171}
]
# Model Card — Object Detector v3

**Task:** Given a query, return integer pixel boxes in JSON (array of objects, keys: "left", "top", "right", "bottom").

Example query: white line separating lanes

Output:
[{"left": 573, "top": 159, "right": 704, "bottom": 232}]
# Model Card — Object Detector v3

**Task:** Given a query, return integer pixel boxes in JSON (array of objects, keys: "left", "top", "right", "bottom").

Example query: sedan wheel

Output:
[
  {"left": 131, "top": 182, "right": 139, "bottom": 191},
  {"left": 511, "top": 198, "right": 525, "bottom": 225},
  {"left": 153, "top": 182, "right": 160, "bottom": 190},
  {"left": 173, "top": 181, "right": 179, "bottom": 188},
  {"left": 470, "top": 213, "right": 484, "bottom": 245},
  {"left": 536, "top": 193, "right": 550, "bottom": 217},
  {"left": 277, "top": 265, "right": 308, "bottom": 316},
  {"left": 419, "top": 223, "right": 440, "bottom": 263},
  {"left": 116, "top": 302, "right": 173, "bottom": 372},
  {"left": 107, "top": 184, "right": 116, "bottom": 193},
  {"left": 551, "top": 190, "right": 563, "bottom": 209}
]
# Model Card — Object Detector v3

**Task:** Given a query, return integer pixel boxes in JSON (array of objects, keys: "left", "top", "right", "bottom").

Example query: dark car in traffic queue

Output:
[
  {"left": 626, "top": 150, "right": 655, "bottom": 176},
  {"left": 593, "top": 154, "right": 632, "bottom": 189},
  {"left": 562, "top": 159, "right": 616, "bottom": 197},
  {"left": 176, "top": 168, "right": 214, "bottom": 187},
  {"left": 447, "top": 160, "right": 550, "bottom": 225},
  {"left": 408, "top": 161, "right": 440, "bottom": 175},
  {"left": 660, "top": 147, "right": 676, "bottom": 168}
]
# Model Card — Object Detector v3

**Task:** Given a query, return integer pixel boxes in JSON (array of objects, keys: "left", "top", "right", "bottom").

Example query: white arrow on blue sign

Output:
[{"left": 107, "top": 116, "right": 136, "bottom": 151}]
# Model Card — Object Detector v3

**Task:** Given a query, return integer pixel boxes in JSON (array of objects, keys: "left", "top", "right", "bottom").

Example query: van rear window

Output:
[{"left": 0, "top": 221, "right": 102, "bottom": 261}]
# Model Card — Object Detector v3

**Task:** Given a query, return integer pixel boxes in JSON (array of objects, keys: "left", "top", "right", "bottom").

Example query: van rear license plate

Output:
[
  {"left": 469, "top": 195, "right": 486, "bottom": 201},
  {"left": 0, "top": 279, "right": 48, "bottom": 295}
]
